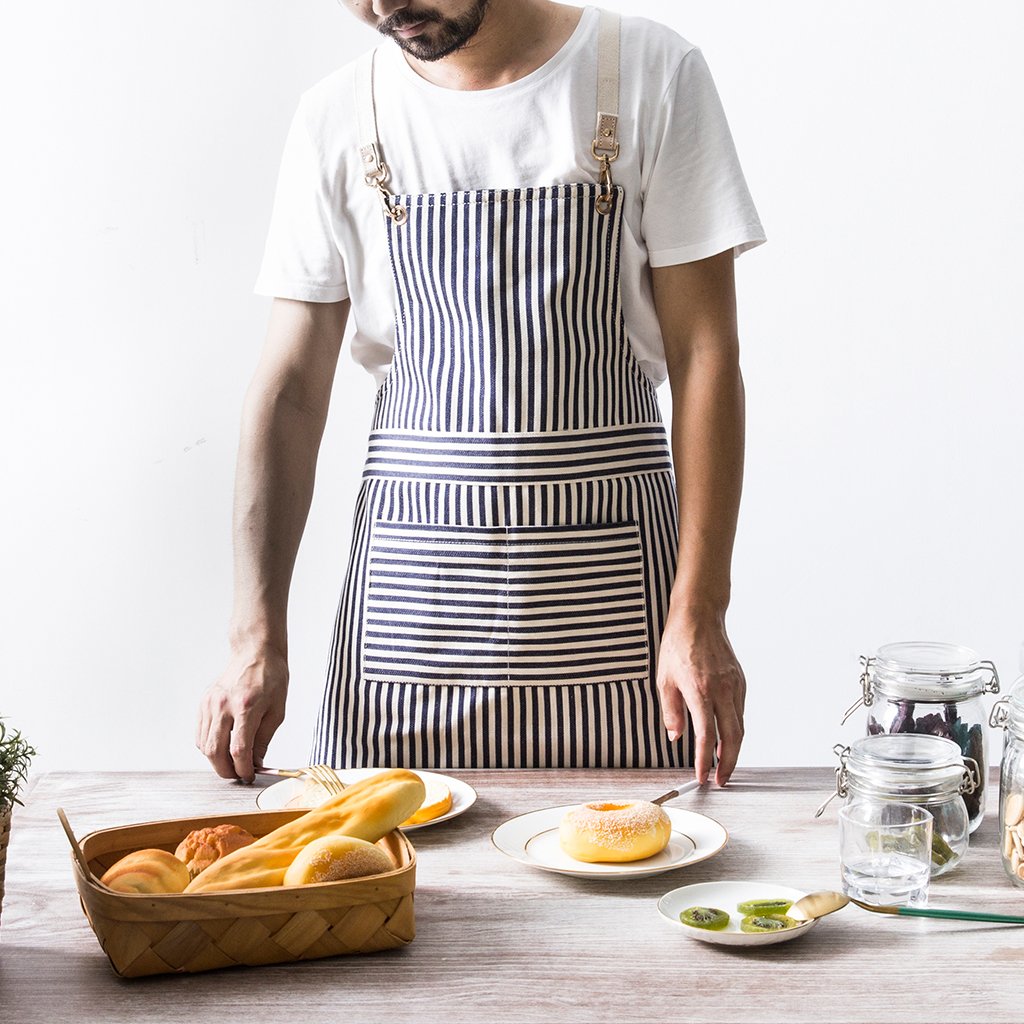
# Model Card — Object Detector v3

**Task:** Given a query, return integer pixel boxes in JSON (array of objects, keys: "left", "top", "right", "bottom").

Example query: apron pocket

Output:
[{"left": 361, "top": 520, "right": 651, "bottom": 686}]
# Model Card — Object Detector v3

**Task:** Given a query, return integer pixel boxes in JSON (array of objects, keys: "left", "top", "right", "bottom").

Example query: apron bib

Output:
[{"left": 311, "top": 11, "right": 693, "bottom": 768}]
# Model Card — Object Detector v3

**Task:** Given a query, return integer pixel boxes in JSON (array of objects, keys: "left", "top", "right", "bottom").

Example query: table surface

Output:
[{"left": 2, "top": 767, "right": 1020, "bottom": 1023}]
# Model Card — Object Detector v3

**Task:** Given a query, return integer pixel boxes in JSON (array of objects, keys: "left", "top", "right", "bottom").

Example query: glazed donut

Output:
[{"left": 559, "top": 800, "right": 672, "bottom": 863}]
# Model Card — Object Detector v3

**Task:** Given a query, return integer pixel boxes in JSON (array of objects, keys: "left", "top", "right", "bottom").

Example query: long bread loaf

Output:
[{"left": 185, "top": 768, "right": 425, "bottom": 893}]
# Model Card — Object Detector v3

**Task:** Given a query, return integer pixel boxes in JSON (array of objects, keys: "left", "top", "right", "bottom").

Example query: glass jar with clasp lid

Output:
[
  {"left": 821, "top": 733, "right": 980, "bottom": 876},
  {"left": 843, "top": 642, "right": 999, "bottom": 832},
  {"left": 990, "top": 669, "right": 1024, "bottom": 888}
]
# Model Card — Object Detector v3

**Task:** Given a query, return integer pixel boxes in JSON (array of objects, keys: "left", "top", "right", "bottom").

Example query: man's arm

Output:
[
  {"left": 651, "top": 250, "right": 747, "bottom": 786},
  {"left": 197, "top": 297, "right": 349, "bottom": 781}
]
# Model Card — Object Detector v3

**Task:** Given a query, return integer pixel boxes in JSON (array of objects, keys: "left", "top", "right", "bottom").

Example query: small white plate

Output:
[
  {"left": 658, "top": 880, "right": 818, "bottom": 946},
  {"left": 491, "top": 804, "right": 728, "bottom": 879},
  {"left": 255, "top": 768, "right": 477, "bottom": 831}
]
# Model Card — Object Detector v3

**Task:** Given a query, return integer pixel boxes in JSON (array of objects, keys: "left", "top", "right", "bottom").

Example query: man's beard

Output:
[{"left": 378, "top": 1, "right": 492, "bottom": 62}]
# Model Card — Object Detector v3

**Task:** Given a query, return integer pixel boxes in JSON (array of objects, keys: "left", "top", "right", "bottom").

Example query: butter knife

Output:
[{"left": 651, "top": 779, "right": 703, "bottom": 805}]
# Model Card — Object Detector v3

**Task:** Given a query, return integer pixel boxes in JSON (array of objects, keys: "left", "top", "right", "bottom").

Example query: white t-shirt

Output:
[{"left": 254, "top": 6, "right": 766, "bottom": 387}]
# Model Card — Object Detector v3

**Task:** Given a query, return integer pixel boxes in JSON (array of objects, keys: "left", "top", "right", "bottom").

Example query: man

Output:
[{"left": 196, "top": 0, "right": 764, "bottom": 787}]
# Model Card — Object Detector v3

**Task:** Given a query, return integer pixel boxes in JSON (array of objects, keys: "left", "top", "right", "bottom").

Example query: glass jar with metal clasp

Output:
[
  {"left": 842, "top": 642, "right": 999, "bottom": 832},
  {"left": 820, "top": 733, "right": 980, "bottom": 876},
  {"left": 990, "top": 670, "right": 1024, "bottom": 888}
]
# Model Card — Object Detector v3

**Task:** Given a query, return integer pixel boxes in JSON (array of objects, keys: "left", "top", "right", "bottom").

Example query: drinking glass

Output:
[{"left": 839, "top": 800, "right": 933, "bottom": 906}]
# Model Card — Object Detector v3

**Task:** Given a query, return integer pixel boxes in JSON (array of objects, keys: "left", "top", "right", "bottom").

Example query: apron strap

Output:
[
  {"left": 355, "top": 49, "right": 407, "bottom": 225},
  {"left": 355, "top": 10, "right": 622, "bottom": 221},
  {"left": 592, "top": 9, "right": 621, "bottom": 215}
]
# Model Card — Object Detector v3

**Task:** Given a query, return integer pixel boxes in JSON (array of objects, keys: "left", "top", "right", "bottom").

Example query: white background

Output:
[{"left": 3, "top": 1, "right": 1021, "bottom": 778}]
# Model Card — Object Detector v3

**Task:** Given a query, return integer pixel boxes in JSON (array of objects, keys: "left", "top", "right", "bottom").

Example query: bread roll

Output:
[
  {"left": 185, "top": 767, "right": 425, "bottom": 893},
  {"left": 283, "top": 835, "right": 393, "bottom": 885},
  {"left": 100, "top": 848, "right": 191, "bottom": 894},
  {"left": 175, "top": 823, "right": 256, "bottom": 878}
]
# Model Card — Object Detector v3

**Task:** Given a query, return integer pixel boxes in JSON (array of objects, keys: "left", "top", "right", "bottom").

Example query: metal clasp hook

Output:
[
  {"left": 592, "top": 139, "right": 619, "bottom": 216},
  {"left": 961, "top": 756, "right": 981, "bottom": 795},
  {"left": 814, "top": 744, "right": 851, "bottom": 817},
  {"left": 841, "top": 656, "right": 876, "bottom": 725},
  {"left": 990, "top": 697, "right": 1010, "bottom": 729},
  {"left": 360, "top": 143, "right": 407, "bottom": 225},
  {"left": 979, "top": 659, "right": 1001, "bottom": 695}
]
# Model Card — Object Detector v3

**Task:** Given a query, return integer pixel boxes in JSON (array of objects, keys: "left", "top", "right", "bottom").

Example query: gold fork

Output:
[{"left": 254, "top": 763, "right": 347, "bottom": 796}]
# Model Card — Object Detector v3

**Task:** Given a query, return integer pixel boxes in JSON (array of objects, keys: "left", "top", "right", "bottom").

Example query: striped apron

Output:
[{"left": 311, "top": 11, "right": 693, "bottom": 769}]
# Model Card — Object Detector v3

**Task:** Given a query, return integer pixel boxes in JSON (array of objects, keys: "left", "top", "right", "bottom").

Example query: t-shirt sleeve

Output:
[
  {"left": 253, "top": 96, "right": 349, "bottom": 302},
  {"left": 641, "top": 46, "right": 766, "bottom": 267}
]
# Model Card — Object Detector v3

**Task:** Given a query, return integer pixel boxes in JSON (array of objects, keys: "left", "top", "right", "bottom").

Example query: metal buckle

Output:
[
  {"left": 961, "top": 756, "right": 981, "bottom": 795},
  {"left": 990, "top": 697, "right": 1010, "bottom": 729},
  {"left": 841, "top": 656, "right": 875, "bottom": 724},
  {"left": 591, "top": 139, "right": 620, "bottom": 163},
  {"left": 814, "top": 744, "right": 851, "bottom": 817},
  {"left": 980, "top": 659, "right": 1001, "bottom": 695}
]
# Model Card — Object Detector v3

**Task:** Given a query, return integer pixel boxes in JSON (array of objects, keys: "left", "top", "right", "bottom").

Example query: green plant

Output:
[{"left": 0, "top": 719, "right": 36, "bottom": 812}]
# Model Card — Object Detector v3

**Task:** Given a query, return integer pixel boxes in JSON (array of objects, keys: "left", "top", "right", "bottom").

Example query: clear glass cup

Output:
[{"left": 839, "top": 800, "right": 933, "bottom": 907}]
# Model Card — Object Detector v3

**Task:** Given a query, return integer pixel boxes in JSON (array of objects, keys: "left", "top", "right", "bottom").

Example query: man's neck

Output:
[{"left": 401, "top": 0, "right": 584, "bottom": 91}]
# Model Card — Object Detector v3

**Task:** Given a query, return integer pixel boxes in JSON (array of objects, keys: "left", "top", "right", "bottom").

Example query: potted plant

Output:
[{"left": 1, "top": 718, "right": 36, "bottom": 927}]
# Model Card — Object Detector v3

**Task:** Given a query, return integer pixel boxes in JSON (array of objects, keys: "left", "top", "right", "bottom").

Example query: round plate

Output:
[
  {"left": 491, "top": 804, "right": 728, "bottom": 878},
  {"left": 658, "top": 880, "right": 818, "bottom": 946},
  {"left": 255, "top": 768, "right": 477, "bottom": 831}
]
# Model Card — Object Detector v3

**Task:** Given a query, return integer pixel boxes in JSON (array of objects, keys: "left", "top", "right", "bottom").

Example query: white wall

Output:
[{"left": 3, "top": 1, "right": 1021, "bottom": 777}]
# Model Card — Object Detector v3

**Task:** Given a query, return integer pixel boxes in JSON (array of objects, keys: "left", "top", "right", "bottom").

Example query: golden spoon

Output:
[{"left": 790, "top": 890, "right": 1024, "bottom": 925}]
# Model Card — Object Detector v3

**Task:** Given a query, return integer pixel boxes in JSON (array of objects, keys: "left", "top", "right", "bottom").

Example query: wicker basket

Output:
[
  {"left": 0, "top": 804, "right": 11, "bottom": 929},
  {"left": 71, "top": 808, "right": 416, "bottom": 978}
]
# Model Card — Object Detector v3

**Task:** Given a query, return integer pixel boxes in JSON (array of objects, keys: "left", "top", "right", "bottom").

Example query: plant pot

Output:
[{"left": 0, "top": 803, "right": 11, "bottom": 928}]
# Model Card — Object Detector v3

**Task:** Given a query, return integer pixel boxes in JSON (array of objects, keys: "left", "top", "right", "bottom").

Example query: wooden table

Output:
[{"left": 1, "top": 768, "right": 1020, "bottom": 1022}]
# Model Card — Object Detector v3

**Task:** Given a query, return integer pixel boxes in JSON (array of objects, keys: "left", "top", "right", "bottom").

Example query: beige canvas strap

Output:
[
  {"left": 356, "top": 49, "right": 407, "bottom": 225},
  {"left": 592, "top": 9, "right": 621, "bottom": 214},
  {"left": 355, "top": 10, "right": 622, "bottom": 221}
]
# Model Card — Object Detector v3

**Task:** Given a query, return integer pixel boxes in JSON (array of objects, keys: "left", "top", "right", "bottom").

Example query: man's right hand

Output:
[
  {"left": 199, "top": 298, "right": 346, "bottom": 781},
  {"left": 196, "top": 647, "right": 289, "bottom": 783}
]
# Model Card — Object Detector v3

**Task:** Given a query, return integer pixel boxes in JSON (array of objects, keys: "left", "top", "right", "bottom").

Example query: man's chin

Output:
[{"left": 391, "top": 36, "right": 462, "bottom": 63}]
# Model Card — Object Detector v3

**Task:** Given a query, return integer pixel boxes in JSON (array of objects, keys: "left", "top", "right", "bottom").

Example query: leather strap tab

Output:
[{"left": 593, "top": 111, "right": 619, "bottom": 157}]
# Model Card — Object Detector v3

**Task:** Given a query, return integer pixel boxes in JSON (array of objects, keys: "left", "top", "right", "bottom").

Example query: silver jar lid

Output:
[
  {"left": 844, "top": 641, "right": 1000, "bottom": 723},
  {"left": 833, "top": 733, "right": 978, "bottom": 801}
]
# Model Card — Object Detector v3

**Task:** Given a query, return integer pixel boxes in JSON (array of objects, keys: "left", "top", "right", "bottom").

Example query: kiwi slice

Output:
[
  {"left": 737, "top": 898, "right": 793, "bottom": 916},
  {"left": 679, "top": 906, "right": 730, "bottom": 931},
  {"left": 739, "top": 914, "right": 801, "bottom": 933}
]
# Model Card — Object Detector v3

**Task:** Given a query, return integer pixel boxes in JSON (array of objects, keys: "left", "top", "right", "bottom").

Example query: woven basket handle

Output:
[{"left": 56, "top": 807, "right": 96, "bottom": 882}]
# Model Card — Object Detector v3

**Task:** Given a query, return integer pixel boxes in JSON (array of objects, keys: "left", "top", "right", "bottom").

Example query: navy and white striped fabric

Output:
[
  {"left": 375, "top": 185, "right": 661, "bottom": 433},
  {"left": 311, "top": 185, "right": 693, "bottom": 768},
  {"left": 365, "top": 509, "right": 649, "bottom": 686}
]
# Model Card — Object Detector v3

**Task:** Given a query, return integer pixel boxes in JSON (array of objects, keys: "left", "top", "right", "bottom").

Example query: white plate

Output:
[
  {"left": 658, "top": 880, "right": 818, "bottom": 946},
  {"left": 491, "top": 804, "right": 728, "bottom": 878},
  {"left": 254, "top": 768, "right": 477, "bottom": 831}
]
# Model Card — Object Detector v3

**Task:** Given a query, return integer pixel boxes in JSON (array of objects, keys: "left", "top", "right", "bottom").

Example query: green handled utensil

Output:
[
  {"left": 790, "top": 890, "right": 1024, "bottom": 925},
  {"left": 854, "top": 901, "right": 1024, "bottom": 924}
]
